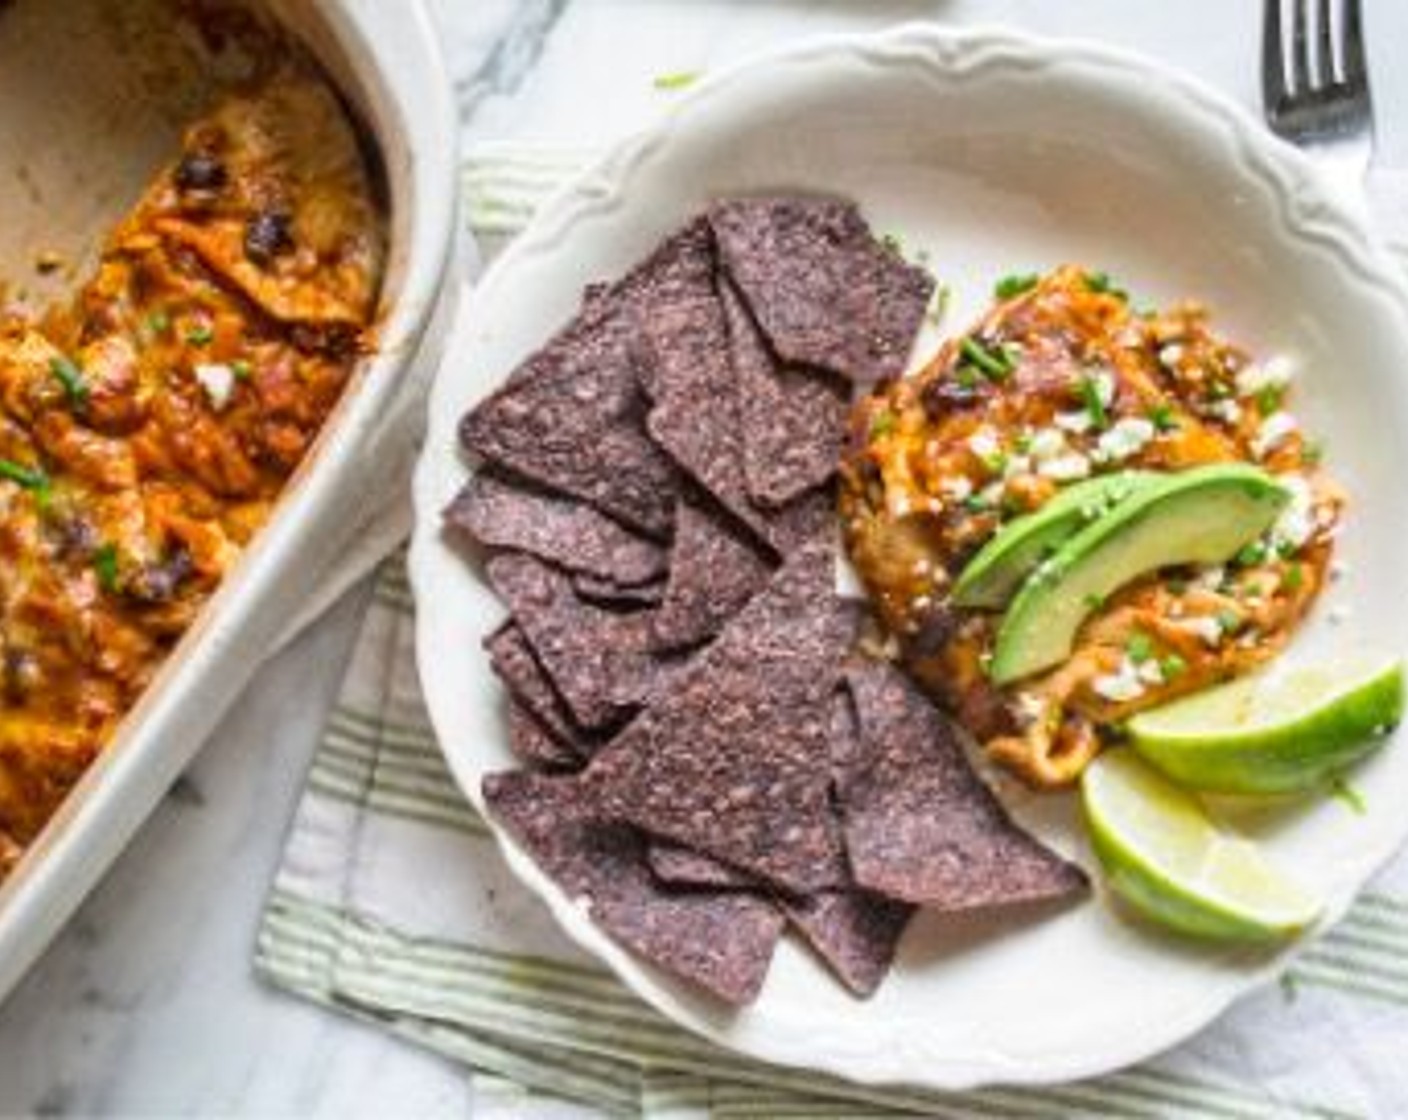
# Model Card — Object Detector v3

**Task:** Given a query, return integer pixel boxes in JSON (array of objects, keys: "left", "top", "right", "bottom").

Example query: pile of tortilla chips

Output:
[{"left": 450, "top": 198, "right": 1086, "bottom": 1006}]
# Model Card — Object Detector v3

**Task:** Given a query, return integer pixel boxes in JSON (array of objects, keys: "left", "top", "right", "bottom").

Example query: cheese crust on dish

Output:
[
  {"left": 840, "top": 266, "right": 1338, "bottom": 789},
  {"left": 0, "top": 65, "right": 384, "bottom": 877}
]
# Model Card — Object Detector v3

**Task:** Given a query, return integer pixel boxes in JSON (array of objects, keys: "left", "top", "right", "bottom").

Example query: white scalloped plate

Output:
[{"left": 410, "top": 26, "right": 1408, "bottom": 1090}]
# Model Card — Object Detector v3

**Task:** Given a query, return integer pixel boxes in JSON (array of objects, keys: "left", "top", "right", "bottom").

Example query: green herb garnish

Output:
[
  {"left": 653, "top": 70, "right": 701, "bottom": 91},
  {"left": 93, "top": 543, "right": 120, "bottom": 593},
  {"left": 185, "top": 322, "right": 214, "bottom": 347},
  {"left": 1165, "top": 576, "right": 1189, "bottom": 596},
  {"left": 869, "top": 410, "right": 897, "bottom": 439},
  {"left": 1216, "top": 608, "right": 1243, "bottom": 635},
  {"left": 1302, "top": 439, "right": 1324, "bottom": 466},
  {"left": 962, "top": 493, "right": 992, "bottom": 514},
  {"left": 1255, "top": 383, "right": 1285, "bottom": 416},
  {"left": 1235, "top": 540, "right": 1268, "bottom": 568},
  {"left": 1083, "top": 592, "right": 1106, "bottom": 611},
  {"left": 955, "top": 366, "right": 980, "bottom": 391},
  {"left": 1147, "top": 402, "right": 1178, "bottom": 432},
  {"left": 145, "top": 310, "right": 171, "bottom": 336},
  {"left": 994, "top": 273, "right": 1039, "bottom": 300},
  {"left": 0, "top": 459, "right": 48, "bottom": 492},
  {"left": 231, "top": 359, "right": 253, "bottom": 380},
  {"left": 1126, "top": 632, "right": 1155, "bottom": 664},
  {"left": 959, "top": 337, "right": 1016, "bottom": 382},
  {"left": 1084, "top": 271, "right": 1128, "bottom": 299},
  {"left": 1283, "top": 562, "right": 1305, "bottom": 592},
  {"left": 49, "top": 355, "right": 88, "bottom": 408},
  {"left": 1160, "top": 653, "right": 1188, "bottom": 679},
  {"left": 1078, "top": 374, "right": 1110, "bottom": 430}
]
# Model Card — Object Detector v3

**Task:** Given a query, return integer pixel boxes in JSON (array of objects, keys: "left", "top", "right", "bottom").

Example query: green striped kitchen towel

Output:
[{"left": 256, "top": 150, "right": 1408, "bottom": 1119}]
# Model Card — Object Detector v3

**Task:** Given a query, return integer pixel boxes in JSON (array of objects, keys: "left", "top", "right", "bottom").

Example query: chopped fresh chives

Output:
[
  {"left": 0, "top": 459, "right": 48, "bottom": 492},
  {"left": 994, "top": 273, "right": 1039, "bottom": 299},
  {"left": 1255, "top": 383, "right": 1285, "bottom": 416},
  {"left": 959, "top": 337, "right": 1015, "bottom": 381},
  {"left": 185, "top": 322, "right": 214, "bottom": 346},
  {"left": 146, "top": 310, "right": 170, "bottom": 335},
  {"left": 955, "top": 366, "right": 980, "bottom": 391},
  {"left": 962, "top": 493, "right": 992, "bottom": 514},
  {"left": 869, "top": 410, "right": 897, "bottom": 439},
  {"left": 1283, "top": 562, "right": 1305, "bottom": 592},
  {"left": 49, "top": 355, "right": 88, "bottom": 408},
  {"left": 1078, "top": 375, "right": 1109, "bottom": 430},
  {"left": 93, "top": 543, "right": 120, "bottom": 593},
  {"left": 1160, "top": 653, "right": 1188, "bottom": 679},
  {"left": 1216, "top": 608, "right": 1243, "bottom": 635},
  {"left": 231, "top": 359, "right": 253, "bottom": 379}
]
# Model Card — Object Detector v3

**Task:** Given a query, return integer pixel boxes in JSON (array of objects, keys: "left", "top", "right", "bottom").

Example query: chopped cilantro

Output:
[
  {"left": 1147, "top": 402, "right": 1178, "bottom": 432},
  {"left": 93, "top": 543, "right": 120, "bottom": 593},
  {"left": 1160, "top": 653, "right": 1188, "bottom": 679},
  {"left": 49, "top": 355, "right": 88, "bottom": 408},
  {"left": 1078, "top": 374, "right": 1110, "bottom": 430},
  {"left": 1126, "top": 632, "right": 1155, "bottom": 663},
  {"left": 653, "top": 70, "right": 701, "bottom": 91},
  {"left": 994, "top": 273, "right": 1039, "bottom": 299},
  {"left": 1083, "top": 271, "right": 1128, "bottom": 299}
]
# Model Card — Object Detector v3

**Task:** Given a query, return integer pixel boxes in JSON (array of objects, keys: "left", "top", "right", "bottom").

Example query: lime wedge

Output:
[
  {"left": 1129, "top": 657, "right": 1403, "bottom": 795},
  {"left": 1082, "top": 750, "right": 1321, "bottom": 940}
]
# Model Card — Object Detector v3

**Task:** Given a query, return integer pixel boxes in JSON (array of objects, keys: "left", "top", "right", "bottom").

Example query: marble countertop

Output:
[{"left": 2, "top": 0, "right": 1408, "bottom": 1115}]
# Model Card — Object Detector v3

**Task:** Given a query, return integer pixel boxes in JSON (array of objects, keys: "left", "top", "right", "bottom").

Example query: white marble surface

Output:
[{"left": 3, "top": 0, "right": 1408, "bottom": 1115}]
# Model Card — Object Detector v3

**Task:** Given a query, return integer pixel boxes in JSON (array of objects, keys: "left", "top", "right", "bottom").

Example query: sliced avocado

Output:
[
  {"left": 990, "top": 464, "right": 1290, "bottom": 685},
  {"left": 953, "top": 471, "right": 1158, "bottom": 609}
]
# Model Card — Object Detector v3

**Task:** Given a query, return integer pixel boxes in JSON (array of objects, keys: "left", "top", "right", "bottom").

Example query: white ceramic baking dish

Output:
[{"left": 0, "top": 0, "right": 459, "bottom": 1003}]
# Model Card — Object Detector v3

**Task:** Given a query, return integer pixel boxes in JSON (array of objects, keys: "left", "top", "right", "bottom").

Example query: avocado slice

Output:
[
  {"left": 989, "top": 464, "right": 1290, "bottom": 685},
  {"left": 953, "top": 471, "right": 1158, "bottom": 609}
]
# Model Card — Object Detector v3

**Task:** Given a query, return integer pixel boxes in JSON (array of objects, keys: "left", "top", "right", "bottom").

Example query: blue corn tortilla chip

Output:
[
  {"left": 720, "top": 276, "right": 848, "bottom": 509},
  {"left": 484, "top": 771, "right": 785, "bottom": 1006},
  {"left": 486, "top": 554, "right": 670, "bottom": 730},
  {"left": 781, "top": 891, "right": 913, "bottom": 999},
  {"left": 583, "top": 538, "right": 854, "bottom": 894},
  {"left": 839, "top": 658, "right": 1088, "bottom": 911},
  {"left": 507, "top": 700, "right": 582, "bottom": 771},
  {"left": 650, "top": 488, "right": 774, "bottom": 651},
  {"left": 571, "top": 571, "right": 666, "bottom": 609},
  {"left": 709, "top": 197, "right": 934, "bottom": 384},
  {"left": 483, "top": 622, "right": 597, "bottom": 756},
  {"left": 457, "top": 231, "right": 717, "bottom": 538},
  {"left": 445, "top": 469, "right": 667, "bottom": 585},
  {"left": 648, "top": 842, "right": 759, "bottom": 891}
]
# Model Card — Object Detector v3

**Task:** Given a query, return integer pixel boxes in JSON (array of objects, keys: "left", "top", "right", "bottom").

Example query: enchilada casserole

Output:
[
  {"left": 841, "top": 267, "right": 1338, "bottom": 789},
  {"left": 0, "top": 65, "right": 384, "bottom": 877}
]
